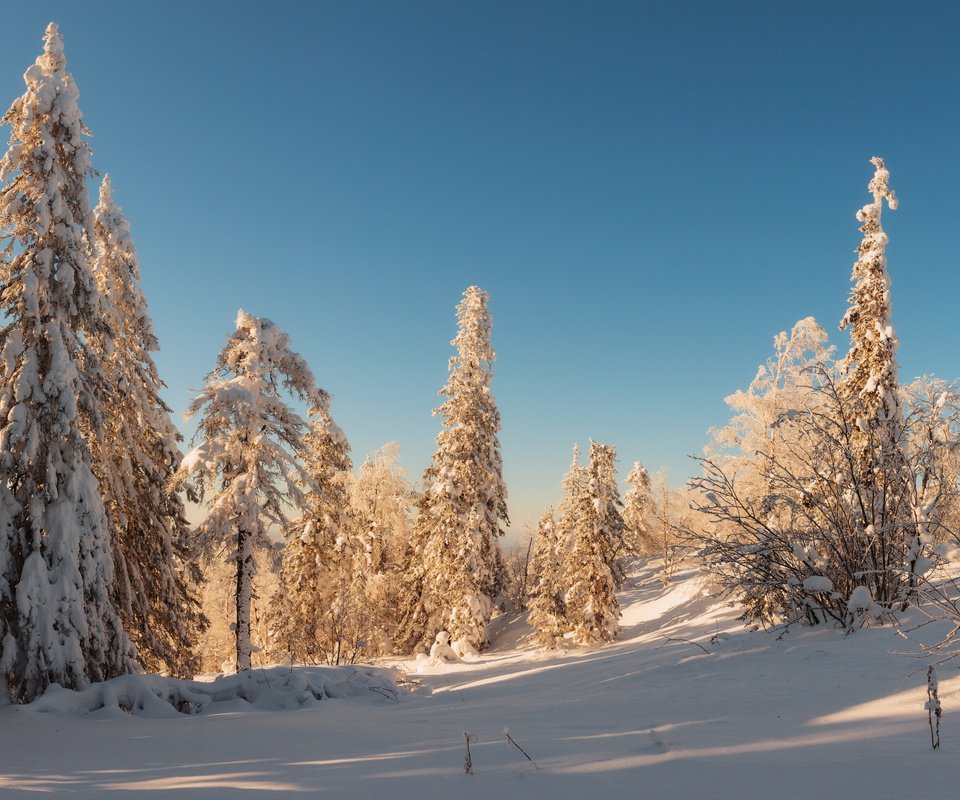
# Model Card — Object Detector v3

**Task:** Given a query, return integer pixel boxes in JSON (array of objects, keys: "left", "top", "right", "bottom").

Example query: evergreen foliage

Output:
[
  {"left": 176, "top": 311, "right": 320, "bottom": 671},
  {"left": 397, "top": 286, "right": 508, "bottom": 652},
  {"left": 526, "top": 507, "right": 567, "bottom": 646},
  {"left": 0, "top": 24, "right": 132, "bottom": 701},
  {"left": 267, "top": 406, "right": 358, "bottom": 665},
  {"left": 621, "top": 460, "right": 651, "bottom": 558},
  {"left": 89, "top": 175, "right": 204, "bottom": 677},
  {"left": 837, "top": 157, "right": 920, "bottom": 605},
  {"left": 562, "top": 442, "right": 622, "bottom": 644}
]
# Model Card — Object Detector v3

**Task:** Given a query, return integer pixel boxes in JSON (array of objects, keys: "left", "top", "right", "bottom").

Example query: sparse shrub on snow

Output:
[{"left": 691, "top": 159, "right": 944, "bottom": 630}]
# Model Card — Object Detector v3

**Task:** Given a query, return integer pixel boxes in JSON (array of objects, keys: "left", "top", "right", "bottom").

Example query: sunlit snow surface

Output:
[{"left": 1, "top": 560, "right": 958, "bottom": 799}]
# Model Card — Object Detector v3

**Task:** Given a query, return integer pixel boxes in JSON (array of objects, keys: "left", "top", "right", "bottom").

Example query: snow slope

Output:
[{"left": 0, "top": 560, "right": 957, "bottom": 799}]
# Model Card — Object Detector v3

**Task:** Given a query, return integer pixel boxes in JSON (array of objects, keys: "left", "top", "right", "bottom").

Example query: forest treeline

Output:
[{"left": 1, "top": 24, "right": 958, "bottom": 703}]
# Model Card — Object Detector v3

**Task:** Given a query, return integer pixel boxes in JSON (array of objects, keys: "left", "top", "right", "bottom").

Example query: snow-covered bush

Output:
[
  {"left": 692, "top": 159, "right": 942, "bottom": 629},
  {"left": 23, "top": 665, "right": 398, "bottom": 718}
]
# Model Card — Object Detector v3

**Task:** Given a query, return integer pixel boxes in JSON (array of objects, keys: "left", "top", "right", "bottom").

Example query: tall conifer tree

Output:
[
  {"left": 0, "top": 23, "right": 130, "bottom": 700},
  {"left": 268, "top": 406, "right": 354, "bottom": 665},
  {"left": 837, "top": 157, "right": 917, "bottom": 603},
  {"left": 90, "top": 175, "right": 203, "bottom": 676},
  {"left": 563, "top": 442, "right": 622, "bottom": 644},
  {"left": 397, "top": 286, "right": 508, "bottom": 652},
  {"left": 526, "top": 507, "right": 567, "bottom": 647},
  {"left": 622, "top": 460, "right": 651, "bottom": 559},
  {"left": 177, "top": 311, "right": 320, "bottom": 671}
]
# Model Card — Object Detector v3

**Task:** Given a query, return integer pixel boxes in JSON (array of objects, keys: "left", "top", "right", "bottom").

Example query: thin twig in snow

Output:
[
  {"left": 927, "top": 665, "right": 941, "bottom": 750},
  {"left": 368, "top": 686, "right": 399, "bottom": 703},
  {"left": 661, "top": 636, "right": 711, "bottom": 655},
  {"left": 504, "top": 728, "right": 538, "bottom": 768},
  {"left": 463, "top": 732, "right": 474, "bottom": 775}
]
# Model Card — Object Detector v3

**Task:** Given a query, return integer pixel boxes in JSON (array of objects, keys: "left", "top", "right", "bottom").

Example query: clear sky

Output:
[{"left": 1, "top": 1, "right": 958, "bottom": 535}]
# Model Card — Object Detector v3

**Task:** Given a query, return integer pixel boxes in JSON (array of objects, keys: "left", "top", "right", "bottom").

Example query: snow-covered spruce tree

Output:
[
  {"left": 526, "top": 507, "right": 568, "bottom": 647},
  {"left": 176, "top": 311, "right": 321, "bottom": 671},
  {"left": 621, "top": 460, "right": 651, "bottom": 560},
  {"left": 0, "top": 23, "right": 132, "bottom": 701},
  {"left": 396, "top": 286, "right": 508, "bottom": 653},
  {"left": 562, "top": 441, "right": 622, "bottom": 645},
  {"left": 555, "top": 443, "right": 588, "bottom": 546},
  {"left": 267, "top": 406, "right": 359, "bottom": 666},
  {"left": 836, "top": 156, "right": 919, "bottom": 606},
  {"left": 89, "top": 175, "right": 203, "bottom": 677}
]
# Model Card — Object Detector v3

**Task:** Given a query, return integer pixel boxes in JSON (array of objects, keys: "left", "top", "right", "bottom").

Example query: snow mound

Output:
[{"left": 23, "top": 665, "right": 398, "bottom": 718}]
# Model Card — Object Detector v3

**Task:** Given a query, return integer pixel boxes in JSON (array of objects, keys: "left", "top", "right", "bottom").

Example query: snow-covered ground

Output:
[{"left": 1, "top": 560, "right": 957, "bottom": 799}]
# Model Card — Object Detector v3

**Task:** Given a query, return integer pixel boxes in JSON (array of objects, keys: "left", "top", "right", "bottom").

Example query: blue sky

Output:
[{"left": 2, "top": 1, "right": 959, "bottom": 534}]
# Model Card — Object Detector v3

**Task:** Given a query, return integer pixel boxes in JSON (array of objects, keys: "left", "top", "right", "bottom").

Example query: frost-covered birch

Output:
[
  {"left": 0, "top": 23, "right": 131, "bottom": 700},
  {"left": 176, "top": 311, "right": 321, "bottom": 672},
  {"left": 397, "top": 286, "right": 508, "bottom": 652},
  {"left": 89, "top": 175, "right": 203, "bottom": 676},
  {"left": 345, "top": 443, "right": 416, "bottom": 653}
]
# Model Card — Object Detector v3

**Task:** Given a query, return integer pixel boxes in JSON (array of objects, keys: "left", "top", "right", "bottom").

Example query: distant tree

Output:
[
  {"left": 562, "top": 442, "right": 622, "bottom": 644},
  {"left": 621, "top": 460, "right": 651, "bottom": 565},
  {"left": 706, "top": 317, "right": 836, "bottom": 493},
  {"left": 89, "top": 175, "right": 204, "bottom": 677},
  {"left": 348, "top": 443, "right": 413, "bottom": 573},
  {"left": 645, "top": 470, "right": 696, "bottom": 584},
  {"left": 397, "top": 286, "right": 508, "bottom": 652},
  {"left": 501, "top": 528, "right": 534, "bottom": 613},
  {"left": 526, "top": 508, "right": 567, "bottom": 647},
  {"left": 0, "top": 23, "right": 131, "bottom": 701},
  {"left": 554, "top": 443, "right": 588, "bottom": 558},
  {"left": 176, "top": 311, "right": 320, "bottom": 671},
  {"left": 346, "top": 442, "right": 416, "bottom": 654},
  {"left": 267, "top": 406, "right": 356, "bottom": 665},
  {"left": 902, "top": 377, "right": 960, "bottom": 541}
]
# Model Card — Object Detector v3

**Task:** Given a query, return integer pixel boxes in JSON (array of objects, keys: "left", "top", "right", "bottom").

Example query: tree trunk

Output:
[{"left": 235, "top": 527, "right": 254, "bottom": 671}]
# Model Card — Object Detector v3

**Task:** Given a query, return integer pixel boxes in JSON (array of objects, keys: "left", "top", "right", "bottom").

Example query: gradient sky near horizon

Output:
[{"left": 2, "top": 1, "right": 959, "bottom": 535}]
